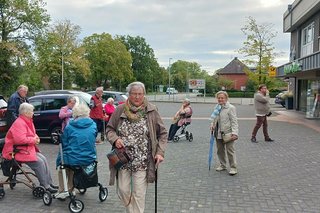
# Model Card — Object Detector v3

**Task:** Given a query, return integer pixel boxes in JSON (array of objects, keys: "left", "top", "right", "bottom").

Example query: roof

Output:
[{"left": 216, "top": 57, "right": 249, "bottom": 75}]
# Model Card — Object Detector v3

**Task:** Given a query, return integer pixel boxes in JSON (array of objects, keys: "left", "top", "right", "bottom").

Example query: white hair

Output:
[
  {"left": 72, "top": 104, "right": 90, "bottom": 118},
  {"left": 96, "top": 86, "right": 103, "bottom": 93},
  {"left": 127, "top": 81, "right": 146, "bottom": 94},
  {"left": 107, "top": 97, "right": 114, "bottom": 103},
  {"left": 19, "top": 103, "right": 34, "bottom": 115}
]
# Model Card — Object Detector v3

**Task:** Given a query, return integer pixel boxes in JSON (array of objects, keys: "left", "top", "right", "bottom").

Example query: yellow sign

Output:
[{"left": 269, "top": 66, "right": 276, "bottom": 77}]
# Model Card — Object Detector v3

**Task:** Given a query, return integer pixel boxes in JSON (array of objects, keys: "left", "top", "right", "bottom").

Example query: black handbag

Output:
[{"left": 107, "top": 147, "right": 131, "bottom": 170}]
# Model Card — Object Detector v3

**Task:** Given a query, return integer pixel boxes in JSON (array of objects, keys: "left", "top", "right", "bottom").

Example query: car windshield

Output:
[
  {"left": 73, "top": 92, "right": 92, "bottom": 104},
  {"left": 119, "top": 94, "right": 128, "bottom": 102}
]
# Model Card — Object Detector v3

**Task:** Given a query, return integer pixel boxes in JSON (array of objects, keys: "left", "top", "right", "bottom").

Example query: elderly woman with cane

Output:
[
  {"left": 210, "top": 91, "right": 239, "bottom": 175},
  {"left": 106, "top": 81, "right": 167, "bottom": 213}
]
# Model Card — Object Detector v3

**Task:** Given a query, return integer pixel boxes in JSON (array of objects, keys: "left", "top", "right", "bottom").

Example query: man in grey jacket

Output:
[{"left": 251, "top": 84, "right": 274, "bottom": 143}]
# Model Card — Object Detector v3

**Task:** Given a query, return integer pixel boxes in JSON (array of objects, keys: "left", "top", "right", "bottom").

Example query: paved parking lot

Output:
[{"left": 0, "top": 103, "right": 320, "bottom": 212}]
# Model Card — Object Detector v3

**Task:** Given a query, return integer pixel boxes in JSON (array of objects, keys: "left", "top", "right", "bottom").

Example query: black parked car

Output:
[
  {"left": 87, "top": 91, "right": 127, "bottom": 106},
  {"left": 0, "top": 95, "right": 8, "bottom": 144},
  {"left": 29, "top": 93, "right": 88, "bottom": 143},
  {"left": 275, "top": 91, "right": 287, "bottom": 107}
]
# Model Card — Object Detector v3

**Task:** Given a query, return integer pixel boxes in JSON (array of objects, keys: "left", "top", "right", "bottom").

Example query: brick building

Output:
[{"left": 216, "top": 57, "right": 250, "bottom": 90}]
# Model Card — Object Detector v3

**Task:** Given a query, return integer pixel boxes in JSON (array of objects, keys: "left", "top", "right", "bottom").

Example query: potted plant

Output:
[{"left": 281, "top": 91, "right": 294, "bottom": 109}]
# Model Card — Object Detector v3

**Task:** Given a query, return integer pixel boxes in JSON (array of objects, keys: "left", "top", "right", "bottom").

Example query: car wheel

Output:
[{"left": 51, "top": 126, "right": 62, "bottom": 144}]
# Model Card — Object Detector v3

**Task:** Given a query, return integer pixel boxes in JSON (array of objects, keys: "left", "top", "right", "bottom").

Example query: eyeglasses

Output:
[{"left": 129, "top": 93, "right": 144, "bottom": 97}]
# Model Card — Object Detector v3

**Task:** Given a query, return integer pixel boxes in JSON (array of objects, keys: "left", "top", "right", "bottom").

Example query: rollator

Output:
[
  {"left": 42, "top": 133, "right": 85, "bottom": 213},
  {"left": 0, "top": 142, "right": 45, "bottom": 199}
]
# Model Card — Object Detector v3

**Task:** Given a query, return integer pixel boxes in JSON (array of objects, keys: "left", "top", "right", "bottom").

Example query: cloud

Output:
[{"left": 45, "top": 0, "right": 293, "bottom": 72}]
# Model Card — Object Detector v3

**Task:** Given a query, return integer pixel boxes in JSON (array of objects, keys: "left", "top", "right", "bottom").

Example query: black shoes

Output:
[
  {"left": 50, "top": 184, "right": 59, "bottom": 189},
  {"left": 251, "top": 137, "right": 274, "bottom": 142},
  {"left": 265, "top": 138, "right": 274, "bottom": 142},
  {"left": 46, "top": 186, "right": 58, "bottom": 193},
  {"left": 251, "top": 137, "right": 258, "bottom": 143}
]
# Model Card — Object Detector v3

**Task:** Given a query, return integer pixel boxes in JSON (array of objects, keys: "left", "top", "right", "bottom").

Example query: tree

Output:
[
  {"left": 169, "top": 60, "right": 204, "bottom": 92},
  {"left": 35, "top": 20, "right": 89, "bottom": 89},
  {"left": 239, "top": 16, "right": 277, "bottom": 86},
  {"left": 83, "top": 33, "right": 133, "bottom": 90},
  {"left": 0, "top": 0, "right": 50, "bottom": 94},
  {"left": 117, "top": 35, "right": 159, "bottom": 92}
]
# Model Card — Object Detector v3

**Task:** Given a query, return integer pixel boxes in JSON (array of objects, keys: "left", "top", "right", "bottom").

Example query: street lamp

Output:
[
  {"left": 168, "top": 58, "right": 172, "bottom": 100},
  {"left": 61, "top": 51, "right": 64, "bottom": 90}
]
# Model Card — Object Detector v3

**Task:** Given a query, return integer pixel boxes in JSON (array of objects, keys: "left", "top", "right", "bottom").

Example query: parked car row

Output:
[{"left": 0, "top": 90, "right": 128, "bottom": 144}]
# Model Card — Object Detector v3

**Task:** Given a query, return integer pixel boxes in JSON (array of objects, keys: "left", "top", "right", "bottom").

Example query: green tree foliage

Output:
[
  {"left": 0, "top": 0, "right": 50, "bottom": 95},
  {"left": 117, "top": 35, "right": 160, "bottom": 92},
  {"left": 35, "top": 20, "right": 89, "bottom": 89},
  {"left": 217, "top": 76, "right": 233, "bottom": 90},
  {"left": 239, "top": 16, "right": 278, "bottom": 87},
  {"left": 83, "top": 33, "right": 133, "bottom": 90},
  {"left": 169, "top": 60, "right": 214, "bottom": 93}
]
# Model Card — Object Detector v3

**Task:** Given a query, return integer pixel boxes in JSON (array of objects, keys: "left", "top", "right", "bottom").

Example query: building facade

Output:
[
  {"left": 277, "top": 0, "right": 320, "bottom": 119},
  {"left": 216, "top": 57, "right": 249, "bottom": 91}
]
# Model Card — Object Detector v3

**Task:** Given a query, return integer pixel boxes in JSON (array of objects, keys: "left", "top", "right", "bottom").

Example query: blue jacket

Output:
[
  {"left": 6, "top": 91, "right": 29, "bottom": 127},
  {"left": 56, "top": 117, "right": 97, "bottom": 167}
]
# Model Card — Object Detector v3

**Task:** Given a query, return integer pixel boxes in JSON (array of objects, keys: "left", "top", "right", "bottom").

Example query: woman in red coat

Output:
[
  {"left": 2, "top": 103, "right": 57, "bottom": 193},
  {"left": 103, "top": 97, "right": 115, "bottom": 122}
]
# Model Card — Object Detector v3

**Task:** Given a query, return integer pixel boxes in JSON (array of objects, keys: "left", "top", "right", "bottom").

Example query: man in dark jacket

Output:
[{"left": 6, "top": 85, "right": 29, "bottom": 127}]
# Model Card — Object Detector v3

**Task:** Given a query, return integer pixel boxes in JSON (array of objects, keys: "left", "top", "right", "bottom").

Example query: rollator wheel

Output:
[
  {"left": 173, "top": 136, "right": 179, "bottom": 142},
  {"left": 0, "top": 188, "right": 5, "bottom": 199},
  {"left": 188, "top": 133, "right": 193, "bottom": 142},
  {"left": 32, "top": 186, "right": 45, "bottom": 198},
  {"left": 99, "top": 187, "right": 108, "bottom": 202},
  {"left": 69, "top": 198, "right": 84, "bottom": 213},
  {"left": 78, "top": 188, "right": 86, "bottom": 194},
  {"left": 43, "top": 191, "right": 52, "bottom": 206}
]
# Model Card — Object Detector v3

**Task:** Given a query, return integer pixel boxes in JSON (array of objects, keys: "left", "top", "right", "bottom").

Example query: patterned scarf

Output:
[
  {"left": 124, "top": 98, "right": 147, "bottom": 122},
  {"left": 210, "top": 104, "right": 222, "bottom": 120}
]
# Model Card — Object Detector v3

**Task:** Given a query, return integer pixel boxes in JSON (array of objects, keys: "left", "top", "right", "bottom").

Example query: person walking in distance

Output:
[
  {"left": 6, "top": 85, "right": 29, "bottom": 127},
  {"left": 251, "top": 84, "right": 274, "bottom": 143},
  {"left": 89, "top": 87, "right": 105, "bottom": 144}
]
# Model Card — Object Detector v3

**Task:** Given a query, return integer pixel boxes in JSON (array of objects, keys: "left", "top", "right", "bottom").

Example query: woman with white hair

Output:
[
  {"left": 56, "top": 104, "right": 97, "bottom": 195},
  {"left": 2, "top": 103, "right": 57, "bottom": 193},
  {"left": 210, "top": 91, "right": 239, "bottom": 175},
  {"left": 106, "top": 81, "right": 167, "bottom": 213},
  {"left": 103, "top": 97, "right": 115, "bottom": 123}
]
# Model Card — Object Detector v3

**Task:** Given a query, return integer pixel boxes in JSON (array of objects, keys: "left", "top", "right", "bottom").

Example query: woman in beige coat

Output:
[{"left": 210, "top": 91, "right": 239, "bottom": 175}]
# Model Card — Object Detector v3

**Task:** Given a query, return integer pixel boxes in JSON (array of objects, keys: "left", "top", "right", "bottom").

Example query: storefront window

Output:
[{"left": 306, "top": 80, "right": 320, "bottom": 119}]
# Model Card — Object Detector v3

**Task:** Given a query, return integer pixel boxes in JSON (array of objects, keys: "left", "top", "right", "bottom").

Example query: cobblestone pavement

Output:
[{"left": 0, "top": 103, "right": 319, "bottom": 213}]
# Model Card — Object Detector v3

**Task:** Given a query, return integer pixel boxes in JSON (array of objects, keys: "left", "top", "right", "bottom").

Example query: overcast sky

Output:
[{"left": 45, "top": 0, "right": 293, "bottom": 74}]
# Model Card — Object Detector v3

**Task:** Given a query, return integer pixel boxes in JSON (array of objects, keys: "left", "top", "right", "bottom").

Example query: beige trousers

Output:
[
  {"left": 58, "top": 167, "right": 74, "bottom": 192},
  {"left": 216, "top": 139, "right": 237, "bottom": 169},
  {"left": 118, "top": 170, "right": 148, "bottom": 213}
]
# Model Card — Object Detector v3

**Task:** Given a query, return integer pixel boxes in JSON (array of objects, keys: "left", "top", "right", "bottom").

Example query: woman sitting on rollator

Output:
[
  {"left": 55, "top": 104, "right": 97, "bottom": 197},
  {"left": 168, "top": 98, "right": 192, "bottom": 141}
]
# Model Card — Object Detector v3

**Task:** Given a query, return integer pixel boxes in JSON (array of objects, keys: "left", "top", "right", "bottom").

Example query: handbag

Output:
[
  {"left": 107, "top": 147, "right": 131, "bottom": 170},
  {"left": 221, "top": 132, "right": 233, "bottom": 143}
]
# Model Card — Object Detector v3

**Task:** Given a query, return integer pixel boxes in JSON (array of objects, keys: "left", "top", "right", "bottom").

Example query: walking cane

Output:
[
  {"left": 155, "top": 168, "right": 158, "bottom": 213},
  {"left": 103, "top": 118, "right": 106, "bottom": 141}
]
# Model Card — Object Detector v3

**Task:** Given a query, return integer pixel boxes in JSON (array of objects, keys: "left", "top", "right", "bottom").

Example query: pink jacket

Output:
[
  {"left": 2, "top": 115, "right": 39, "bottom": 162},
  {"left": 104, "top": 103, "right": 115, "bottom": 122},
  {"left": 59, "top": 105, "right": 73, "bottom": 131},
  {"left": 177, "top": 106, "right": 192, "bottom": 126}
]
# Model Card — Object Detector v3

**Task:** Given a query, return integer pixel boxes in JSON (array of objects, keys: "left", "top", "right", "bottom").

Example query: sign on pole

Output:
[
  {"left": 189, "top": 79, "right": 205, "bottom": 89},
  {"left": 269, "top": 66, "right": 276, "bottom": 77}
]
